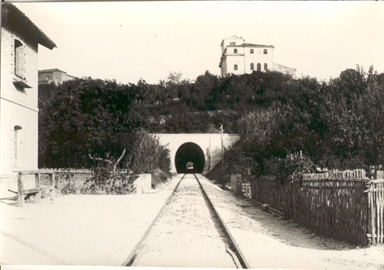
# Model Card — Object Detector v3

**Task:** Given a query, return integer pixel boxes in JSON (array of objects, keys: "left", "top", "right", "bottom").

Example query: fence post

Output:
[
  {"left": 291, "top": 180, "right": 295, "bottom": 220},
  {"left": 49, "top": 172, "right": 56, "bottom": 201},
  {"left": 34, "top": 173, "right": 41, "bottom": 203},
  {"left": 17, "top": 172, "right": 24, "bottom": 208},
  {"left": 369, "top": 183, "right": 376, "bottom": 245}
]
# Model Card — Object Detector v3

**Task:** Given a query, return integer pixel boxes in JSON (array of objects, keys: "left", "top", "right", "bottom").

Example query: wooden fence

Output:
[
  {"left": 249, "top": 169, "right": 384, "bottom": 246},
  {"left": 366, "top": 179, "right": 384, "bottom": 244},
  {"left": 250, "top": 175, "right": 294, "bottom": 217},
  {"left": 293, "top": 178, "right": 368, "bottom": 245}
]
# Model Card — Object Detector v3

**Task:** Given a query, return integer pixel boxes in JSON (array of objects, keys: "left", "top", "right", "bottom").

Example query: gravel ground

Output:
[
  {"left": 133, "top": 174, "right": 237, "bottom": 268},
  {"left": 1, "top": 173, "right": 383, "bottom": 269},
  {"left": 198, "top": 174, "right": 384, "bottom": 269},
  {"left": 1, "top": 175, "right": 181, "bottom": 266}
]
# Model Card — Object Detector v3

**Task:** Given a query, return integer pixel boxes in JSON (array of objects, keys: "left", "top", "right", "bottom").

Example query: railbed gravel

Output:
[{"left": 132, "top": 174, "right": 237, "bottom": 268}]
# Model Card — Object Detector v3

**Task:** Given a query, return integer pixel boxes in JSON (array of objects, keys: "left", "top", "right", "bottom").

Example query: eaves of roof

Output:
[
  {"left": 220, "top": 35, "right": 244, "bottom": 46},
  {"left": 2, "top": 3, "right": 56, "bottom": 50},
  {"left": 39, "top": 68, "right": 66, "bottom": 74},
  {"left": 228, "top": 43, "right": 275, "bottom": 49}
]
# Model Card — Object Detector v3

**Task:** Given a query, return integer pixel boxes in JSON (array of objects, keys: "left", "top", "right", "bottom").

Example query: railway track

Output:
[{"left": 122, "top": 173, "right": 250, "bottom": 268}]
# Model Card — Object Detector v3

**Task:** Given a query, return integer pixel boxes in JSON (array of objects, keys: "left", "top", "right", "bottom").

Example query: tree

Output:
[{"left": 39, "top": 78, "right": 143, "bottom": 168}]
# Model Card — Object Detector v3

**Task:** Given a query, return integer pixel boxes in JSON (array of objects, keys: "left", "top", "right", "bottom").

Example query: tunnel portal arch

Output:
[{"left": 175, "top": 142, "right": 205, "bottom": 173}]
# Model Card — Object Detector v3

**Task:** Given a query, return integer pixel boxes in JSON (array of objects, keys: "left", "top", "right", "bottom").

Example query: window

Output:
[
  {"left": 264, "top": 63, "right": 268, "bottom": 71},
  {"left": 14, "top": 126, "right": 22, "bottom": 168},
  {"left": 14, "top": 40, "right": 23, "bottom": 77},
  {"left": 234, "top": 49, "right": 237, "bottom": 53},
  {"left": 263, "top": 49, "right": 268, "bottom": 54},
  {"left": 234, "top": 64, "right": 238, "bottom": 71},
  {"left": 250, "top": 49, "right": 254, "bottom": 54},
  {"left": 257, "top": 63, "right": 261, "bottom": 71},
  {"left": 230, "top": 42, "right": 236, "bottom": 46},
  {"left": 250, "top": 63, "right": 254, "bottom": 70}
]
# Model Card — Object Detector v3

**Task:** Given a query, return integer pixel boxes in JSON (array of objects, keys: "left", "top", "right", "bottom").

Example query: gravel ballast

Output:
[{"left": 133, "top": 174, "right": 237, "bottom": 268}]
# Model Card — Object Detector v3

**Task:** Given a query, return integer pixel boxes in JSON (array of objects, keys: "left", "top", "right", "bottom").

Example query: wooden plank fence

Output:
[
  {"left": 366, "top": 179, "right": 384, "bottom": 244},
  {"left": 249, "top": 169, "right": 384, "bottom": 246},
  {"left": 293, "top": 178, "right": 368, "bottom": 245},
  {"left": 250, "top": 176, "right": 294, "bottom": 217}
]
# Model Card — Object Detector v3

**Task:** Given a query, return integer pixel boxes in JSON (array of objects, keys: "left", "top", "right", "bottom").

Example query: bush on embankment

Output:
[{"left": 51, "top": 129, "right": 172, "bottom": 194}]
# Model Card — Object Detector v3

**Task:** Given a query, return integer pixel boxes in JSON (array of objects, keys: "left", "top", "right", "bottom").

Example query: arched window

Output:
[
  {"left": 264, "top": 63, "right": 268, "bottom": 71},
  {"left": 14, "top": 125, "right": 22, "bottom": 168},
  {"left": 14, "top": 40, "right": 23, "bottom": 77},
  {"left": 250, "top": 63, "right": 254, "bottom": 70},
  {"left": 257, "top": 63, "right": 261, "bottom": 71}
]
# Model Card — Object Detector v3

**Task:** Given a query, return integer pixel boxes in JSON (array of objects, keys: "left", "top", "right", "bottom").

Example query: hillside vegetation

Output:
[{"left": 39, "top": 66, "right": 384, "bottom": 176}]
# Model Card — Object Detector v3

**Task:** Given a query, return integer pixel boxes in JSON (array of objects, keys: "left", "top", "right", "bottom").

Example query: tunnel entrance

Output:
[{"left": 175, "top": 142, "right": 205, "bottom": 173}]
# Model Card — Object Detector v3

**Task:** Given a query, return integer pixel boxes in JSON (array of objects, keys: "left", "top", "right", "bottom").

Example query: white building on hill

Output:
[
  {"left": 219, "top": 35, "right": 296, "bottom": 77},
  {"left": 38, "top": 68, "right": 77, "bottom": 85}
]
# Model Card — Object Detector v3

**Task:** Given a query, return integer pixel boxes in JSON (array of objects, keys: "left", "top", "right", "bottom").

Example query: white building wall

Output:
[
  {"left": 0, "top": 101, "right": 38, "bottom": 174},
  {"left": 221, "top": 35, "right": 244, "bottom": 53},
  {"left": 1, "top": 27, "right": 39, "bottom": 175},
  {"left": 244, "top": 47, "right": 274, "bottom": 73},
  {"left": 220, "top": 36, "right": 276, "bottom": 76},
  {"left": 225, "top": 54, "right": 245, "bottom": 76}
]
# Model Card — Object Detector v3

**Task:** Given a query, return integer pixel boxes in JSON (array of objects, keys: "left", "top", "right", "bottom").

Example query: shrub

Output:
[
  {"left": 81, "top": 165, "right": 138, "bottom": 195},
  {"left": 126, "top": 129, "right": 171, "bottom": 175},
  {"left": 264, "top": 152, "right": 316, "bottom": 180}
]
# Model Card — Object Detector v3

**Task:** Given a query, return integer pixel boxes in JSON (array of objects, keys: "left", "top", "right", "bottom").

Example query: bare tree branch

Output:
[
  {"left": 88, "top": 152, "right": 113, "bottom": 164},
  {"left": 112, "top": 148, "right": 126, "bottom": 172}
]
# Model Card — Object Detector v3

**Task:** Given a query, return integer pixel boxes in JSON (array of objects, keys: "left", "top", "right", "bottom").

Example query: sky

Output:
[{"left": 10, "top": 1, "right": 384, "bottom": 85}]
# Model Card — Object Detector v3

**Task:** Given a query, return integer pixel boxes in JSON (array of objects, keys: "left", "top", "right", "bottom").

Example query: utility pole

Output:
[{"left": 220, "top": 124, "right": 224, "bottom": 169}]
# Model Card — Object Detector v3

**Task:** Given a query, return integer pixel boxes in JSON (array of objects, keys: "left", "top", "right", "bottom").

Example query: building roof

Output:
[
  {"left": 220, "top": 35, "right": 244, "bottom": 46},
  {"left": 39, "top": 68, "right": 67, "bottom": 74},
  {"left": 273, "top": 63, "right": 297, "bottom": 72},
  {"left": 230, "top": 43, "right": 275, "bottom": 49},
  {"left": 1, "top": 3, "right": 56, "bottom": 49}
]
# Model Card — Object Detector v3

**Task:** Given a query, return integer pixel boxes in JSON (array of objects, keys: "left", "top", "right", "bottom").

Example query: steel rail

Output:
[
  {"left": 193, "top": 174, "right": 251, "bottom": 269},
  {"left": 122, "top": 174, "right": 186, "bottom": 266},
  {"left": 248, "top": 198, "right": 285, "bottom": 219}
]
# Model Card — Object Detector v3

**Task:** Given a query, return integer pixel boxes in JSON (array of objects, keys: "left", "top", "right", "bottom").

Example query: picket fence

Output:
[
  {"left": 366, "top": 179, "right": 384, "bottom": 244},
  {"left": 249, "top": 169, "right": 384, "bottom": 246}
]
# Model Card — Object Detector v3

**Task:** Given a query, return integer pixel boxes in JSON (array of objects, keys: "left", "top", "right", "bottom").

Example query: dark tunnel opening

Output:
[{"left": 175, "top": 142, "right": 205, "bottom": 173}]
